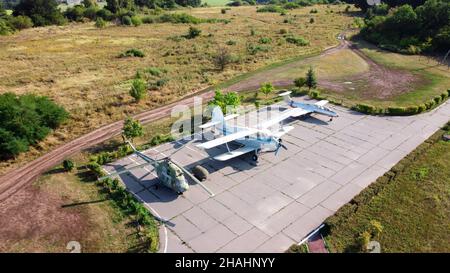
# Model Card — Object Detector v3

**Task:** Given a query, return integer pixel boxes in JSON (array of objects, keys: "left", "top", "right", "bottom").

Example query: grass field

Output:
[
  {"left": 315, "top": 39, "right": 450, "bottom": 109},
  {"left": 323, "top": 124, "right": 450, "bottom": 253},
  {"left": 0, "top": 159, "right": 144, "bottom": 252},
  {"left": 0, "top": 5, "right": 353, "bottom": 175}
]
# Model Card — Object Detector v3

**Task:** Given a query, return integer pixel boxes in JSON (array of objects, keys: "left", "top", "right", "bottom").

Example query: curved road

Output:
[{"left": 0, "top": 33, "right": 350, "bottom": 203}]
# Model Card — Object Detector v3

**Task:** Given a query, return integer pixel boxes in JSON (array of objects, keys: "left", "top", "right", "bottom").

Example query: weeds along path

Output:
[{"left": 0, "top": 33, "right": 350, "bottom": 203}]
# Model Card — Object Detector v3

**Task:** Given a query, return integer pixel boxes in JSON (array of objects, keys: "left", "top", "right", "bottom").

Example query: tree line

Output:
[
  {"left": 348, "top": 0, "right": 449, "bottom": 54},
  {"left": 0, "top": 0, "right": 203, "bottom": 35}
]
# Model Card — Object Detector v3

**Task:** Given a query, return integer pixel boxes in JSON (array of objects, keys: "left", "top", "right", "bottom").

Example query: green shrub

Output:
[
  {"left": 285, "top": 35, "right": 309, "bottom": 46},
  {"left": 63, "top": 159, "right": 75, "bottom": 172},
  {"left": 291, "top": 87, "right": 308, "bottom": 96},
  {"left": 309, "top": 90, "right": 320, "bottom": 99},
  {"left": 226, "top": 40, "right": 236, "bottom": 45},
  {"left": 246, "top": 43, "right": 270, "bottom": 55},
  {"left": 185, "top": 26, "right": 201, "bottom": 39},
  {"left": 144, "top": 67, "right": 166, "bottom": 77},
  {"left": 352, "top": 103, "right": 377, "bottom": 114},
  {"left": 434, "top": 95, "right": 442, "bottom": 104},
  {"left": 0, "top": 19, "right": 14, "bottom": 35},
  {"left": 309, "top": 17, "right": 315, "bottom": 24},
  {"left": 83, "top": 6, "right": 98, "bottom": 20},
  {"left": 95, "top": 17, "right": 106, "bottom": 28},
  {"left": 87, "top": 161, "right": 104, "bottom": 177},
  {"left": 65, "top": 5, "right": 86, "bottom": 22},
  {"left": 387, "top": 106, "right": 418, "bottom": 116},
  {"left": 441, "top": 91, "right": 449, "bottom": 101},
  {"left": 9, "top": 15, "right": 33, "bottom": 30},
  {"left": 279, "top": 28, "right": 288, "bottom": 34},
  {"left": 157, "top": 13, "right": 212, "bottom": 24},
  {"left": 119, "top": 48, "right": 145, "bottom": 58},
  {"left": 121, "top": 15, "right": 132, "bottom": 26},
  {"left": 310, "top": 8, "right": 318, "bottom": 13},
  {"left": 256, "top": 5, "right": 286, "bottom": 13},
  {"left": 283, "top": 2, "right": 299, "bottom": 10},
  {"left": 294, "top": 77, "right": 306, "bottom": 88},
  {"left": 150, "top": 134, "right": 174, "bottom": 146},
  {"left": 96, "top": 8, "right": 113, "bottom": 21},
  {"left": 417, "top": 104, "right": 426, "bottom": 113},
  {"left": 141, "top": 16, "right": 155, "bottom": 24},
  {"left": 0, "top": 93, "right": 68, "bottom": 158},
  {"left": 425, "top": 99, "right": 436, "bottom": 109},
  {"left": 131, "top": 16, "right": 142, "bottom": 26},
  {"left": 259, "top": 37, "right": 272, "bottom": 44},
  {"left": 221, "top": 8, "right": 227, "bottom": 14},
  {"left": 129, "top": 78, "right": 147, "bottom": 102},
  {"left": 404, "top": 106, "right": 419, "bottom": 115}
]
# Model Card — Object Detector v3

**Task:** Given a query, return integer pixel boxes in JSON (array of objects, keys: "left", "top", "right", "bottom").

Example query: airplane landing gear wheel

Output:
[{"left": 252, "top": 154, "right": 258, "bottom": 162}]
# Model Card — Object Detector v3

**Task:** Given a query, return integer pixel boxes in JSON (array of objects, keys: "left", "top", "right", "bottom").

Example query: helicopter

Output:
[{"left": 99, "top": 141, "right": 190, "bottom": 194}]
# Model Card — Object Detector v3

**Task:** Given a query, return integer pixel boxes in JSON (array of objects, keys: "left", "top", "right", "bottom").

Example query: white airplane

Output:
[
  {"left": 279, "top": 91, "right": 339, "bottom": 121},
  {"left": 197, "top": 106, "right": 306, "bottom": 162}
]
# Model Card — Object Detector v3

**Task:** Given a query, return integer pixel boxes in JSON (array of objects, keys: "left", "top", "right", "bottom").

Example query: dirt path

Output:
[{"left": 0, "top": 33, "right": 351, "bottom": 203}]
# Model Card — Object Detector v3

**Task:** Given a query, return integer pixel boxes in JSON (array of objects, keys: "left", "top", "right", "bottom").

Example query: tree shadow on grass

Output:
[
  {"left": 76, "top": 167, "right": 98, "bottom": 183},
  {"left": 61, "top": 198, "right": 108, "bottom": 208},
  {"left": 44, "top": 167, "right": 66, "bottom": 175}
]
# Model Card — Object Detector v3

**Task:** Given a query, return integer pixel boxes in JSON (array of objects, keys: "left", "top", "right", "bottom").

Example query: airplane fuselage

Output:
[{"left": 222, "top": 126, "right": 278, "bottom": 152}]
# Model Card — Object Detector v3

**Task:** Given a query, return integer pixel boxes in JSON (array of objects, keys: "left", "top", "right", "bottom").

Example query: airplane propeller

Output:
[{"left": 274, "top": 138, "right": 288, "bottom": 156}]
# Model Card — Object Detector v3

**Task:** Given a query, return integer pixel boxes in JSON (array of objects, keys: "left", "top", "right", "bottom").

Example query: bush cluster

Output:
[
  {"left": 285, "top": 35, "right": 310, "bottom": 46},
  {"left": 94, "top": 176, "right": 159, "bottom": 252},
  {"left": 0, "top": 93, "right": 68, "bottom": 159},
  {"left": 119, "top": 48, "right": 145, "bottom": 58},
  {"left": 350, "top": 89, "right": 450, "bottom": 115}
]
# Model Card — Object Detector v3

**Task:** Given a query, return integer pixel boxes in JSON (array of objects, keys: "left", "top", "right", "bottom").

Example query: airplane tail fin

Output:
[
  {"left": 278, "top": 91, "right": 293, "bottom": 104},
  {"left": 211, "top": 106, "right": 225, "bottom": 133}
]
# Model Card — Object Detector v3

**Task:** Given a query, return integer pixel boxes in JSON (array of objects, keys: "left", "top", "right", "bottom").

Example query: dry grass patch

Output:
[{"left": 0, "top": 5, "right": 354, "bottom": 174}]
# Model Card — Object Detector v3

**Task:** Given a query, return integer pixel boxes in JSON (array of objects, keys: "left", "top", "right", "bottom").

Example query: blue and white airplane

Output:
[
  {"left": 197, "top": 106, "right": 304, "bottom": 162},
  {"left": 279, "top": 91, "right": 339, "bottom": 121}
]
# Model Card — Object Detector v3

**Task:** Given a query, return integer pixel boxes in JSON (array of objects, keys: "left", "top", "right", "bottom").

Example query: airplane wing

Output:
[
  {"left": 315, "top": 100, "right": 329, "bottom": 107},
  {"left": 259, "top": 108, "right": 309, "bottom": 129},
  {"left": 272, "top": 126, "right": 294, "bottom": 139},
  {"left": 199, "top": 114, "right": 239, "bottom": 129},
  {"left": 213, "top": 146, "right": 256, "bottom": 161},
  {"left": 197, "top": 128, "right": 258, "bottom": 149}
]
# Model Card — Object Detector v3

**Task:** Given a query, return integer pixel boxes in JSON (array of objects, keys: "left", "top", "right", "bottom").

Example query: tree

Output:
[
  {"left": 213, "top": 47, "right": 231, "bottom": 71},
  {"left": 13, "top": 0, "right": 66, "bottom": 26},
  {"left": 305, "top": 66, "right": 317, "bottom": 90},
  {"left": 106, "top": 0, "right": 134, "bottom": 13},
  {"left": 259, "top": 82, "right": 274, "bottom": 99},
  {"left": 63, "top": 159, "right": 75, "bottom": 172},
  {"left": 122, "top": 117, "right": 143, "bottom": 142},
  {"left": 209, "top": 90, "right": 241, "bottom": 114},
  {"left": 83, "top": 0, "right": 97, "bottom": 8},
  {"left": 129, "top": 78, "right": 146, "bottom": 102},
  {"left": 95, "top": 17, "right": 106, "bottom": 28},
  {"left": 384, "top": 5, "right": 419, "bottom": 36}
]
